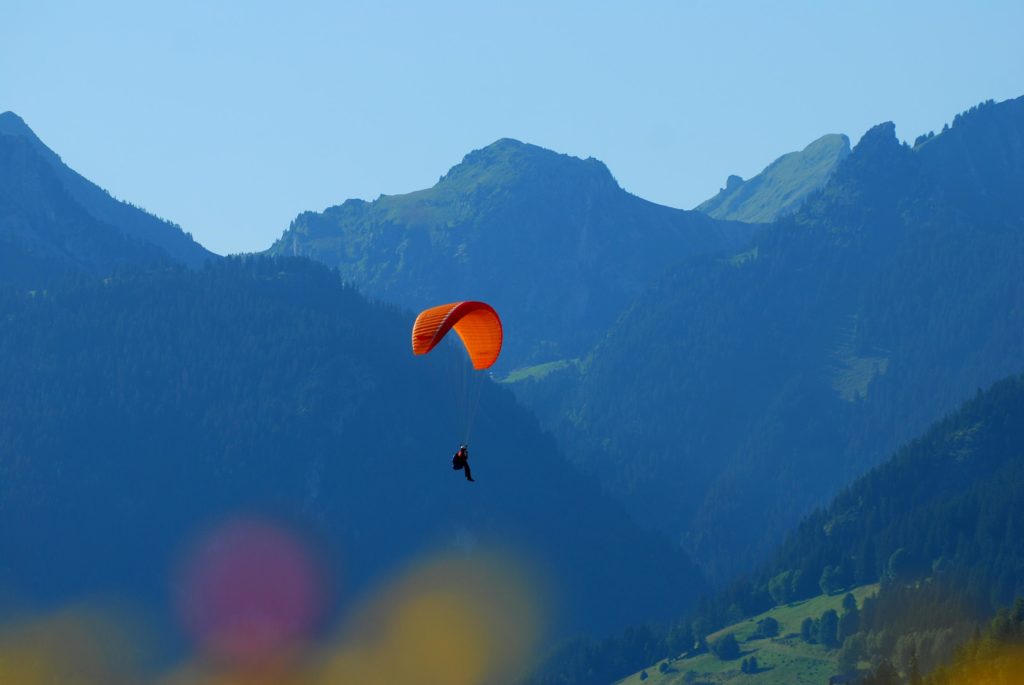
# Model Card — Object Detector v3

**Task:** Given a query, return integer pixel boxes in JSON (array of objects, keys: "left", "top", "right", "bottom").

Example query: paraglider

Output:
[
  {"left": 412, "top": 301, "right": 502, "bottom": 482},
  {"left": 411, "top": 301, "right": 502, "bottom": 370},
  {"left": 452, "top": 444, "right": 474, "bottom": 482}
]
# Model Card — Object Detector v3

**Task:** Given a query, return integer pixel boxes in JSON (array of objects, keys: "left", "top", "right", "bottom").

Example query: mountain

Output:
[
  {"left": 766, "top": 372, "right": 1024, "bottom": 612},
  {"left": 0, "top": 132, "right": 168, "bottom": 285},
  {"left": 0, "top": 111, "right": 215, "bottom": 285},
  {"left": 696, "top": 133, "right": 851, "bottom": 223},
  {"left": 522, "top": 96, "right": 1024, "bottom": 580},
  {"left": 267, "top": 138, "right": 757, "bottom": 369},
  {"left": 0, "top": 256, "right": 705, "bottom": 639},
  {"left": 728, "top": 372, "right": 1024, "bottom": 680},
  {"left": 530, "top": 372, "right": 1024, "bottom": 685}
]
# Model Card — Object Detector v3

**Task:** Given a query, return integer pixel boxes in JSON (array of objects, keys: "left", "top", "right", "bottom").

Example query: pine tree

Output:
[{"left": 908, "top": 648, "right": 922, "bottom": 685}]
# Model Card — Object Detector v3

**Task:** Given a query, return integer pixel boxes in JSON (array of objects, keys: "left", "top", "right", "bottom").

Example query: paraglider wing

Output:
[{"left": 411, "top": 301, "right": 503, "bottom": 370}]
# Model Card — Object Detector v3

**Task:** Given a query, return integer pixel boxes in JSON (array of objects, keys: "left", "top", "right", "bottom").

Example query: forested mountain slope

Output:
[
  {"left": 725, "top": 372, "right": 1024, "bottom": 681},
  {"left": 0, "top": 111, "right": 215, "bottom": 285},
  {"left": 0, "top": 257, "right": 704, "bottom": 638},
  {"left": 267, "top": 138, "right": 756, "bottom": 369},
  {"left": 764, "top": 372, "right": 1024, "bottom": 613},
  {"left": 526, "top": 96, "right": 1024, "bottom": 579},
  {"left": 529, "top": 373, "right": 1024, "bottom": 685},
  {"left": 0, "top": 132, "right": 169, "bottom": 286}
]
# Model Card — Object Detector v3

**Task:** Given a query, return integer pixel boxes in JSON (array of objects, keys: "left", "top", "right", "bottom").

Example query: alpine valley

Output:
[{"left": 2, "top": 94, "right": 1024, "bottom": 685}]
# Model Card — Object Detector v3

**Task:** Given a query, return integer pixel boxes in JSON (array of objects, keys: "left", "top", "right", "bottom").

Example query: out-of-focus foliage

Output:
[
  {"left": 0, "top": 609, "right": 146, "bottom": 685},
  {"left": 923, "top": 598, "right": 1024, "bottom": 685},
  {"left": 0, "top": 554, "right": 542, "bottom": 685}
]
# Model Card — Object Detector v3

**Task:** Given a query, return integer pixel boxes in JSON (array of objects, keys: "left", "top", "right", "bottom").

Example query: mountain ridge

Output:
[
  {"left": 524, "top": 95, "right": 1024, "bottom": 580},
  {"left": 0, "top": 132, "right": 170, "bottom": 286},
  {"left": 0, "top": 111, "right": 216, "bottom": 271},
  {"left": 269, "top": 137, "right": 758, "bottom": 369},
  {"left": 696, "top": 133, "right": 850, "bottom": 223}
]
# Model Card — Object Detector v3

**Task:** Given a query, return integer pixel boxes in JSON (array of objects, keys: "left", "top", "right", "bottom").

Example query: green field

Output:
[
  {"left": 616, "top": 585, "right": 878, "bottom": 685},
  {"left": 498, "top": 358, "right": 578, "bottom": 383},
  {"left": 829, "top": 316, "right": 890, "bottom": 402}
]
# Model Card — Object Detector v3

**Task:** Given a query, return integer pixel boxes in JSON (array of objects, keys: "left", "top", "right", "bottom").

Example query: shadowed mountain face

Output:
[
  {"left": 530, "top": 372, "right": 1024, "bottom": 685},
  {"left": 764, "top": 372, "right": 1024, "bottom": 613},
  {"left": 525, "top": 96, "right": 1024, "bottom": 580},
  {"left": 696, "top": 133, "right": 851, "bottom": 223},
  {"left": 0, "top": 257, "right": 706, "bottom": 639},
  {"left": 0, "top": 112, "right": 215, "bottom": 286},
  {"left": 268, "top": 138, "right": 757, "bottom": 369},
  {"left": 0, "top": 133, "right": 168, "bottom": 285}
]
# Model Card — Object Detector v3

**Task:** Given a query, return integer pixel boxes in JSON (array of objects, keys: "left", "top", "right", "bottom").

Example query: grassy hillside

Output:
[
  {"left": 696, "top": 133, "right": 850, "bottom": 223},
  {"left": 499, "top": 359, "right": 579, "bottom": 383},
  {"left": 617, "top": 585, "right": 878, "bottom": 685}
]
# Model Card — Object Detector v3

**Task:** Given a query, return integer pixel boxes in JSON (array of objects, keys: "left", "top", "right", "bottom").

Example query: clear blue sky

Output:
[{"left": 3, "top": 0, "right": 1022, "bottom": 254}]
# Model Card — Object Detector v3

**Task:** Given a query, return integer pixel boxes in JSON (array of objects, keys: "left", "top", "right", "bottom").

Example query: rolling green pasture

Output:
[{"left": 616, "top": 585, "right": 878, "bottom": 685}]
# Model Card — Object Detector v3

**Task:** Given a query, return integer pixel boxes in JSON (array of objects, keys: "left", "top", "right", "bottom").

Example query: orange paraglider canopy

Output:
[{"left": 412, "top": 301, "right": 503, "bottom": 370}]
